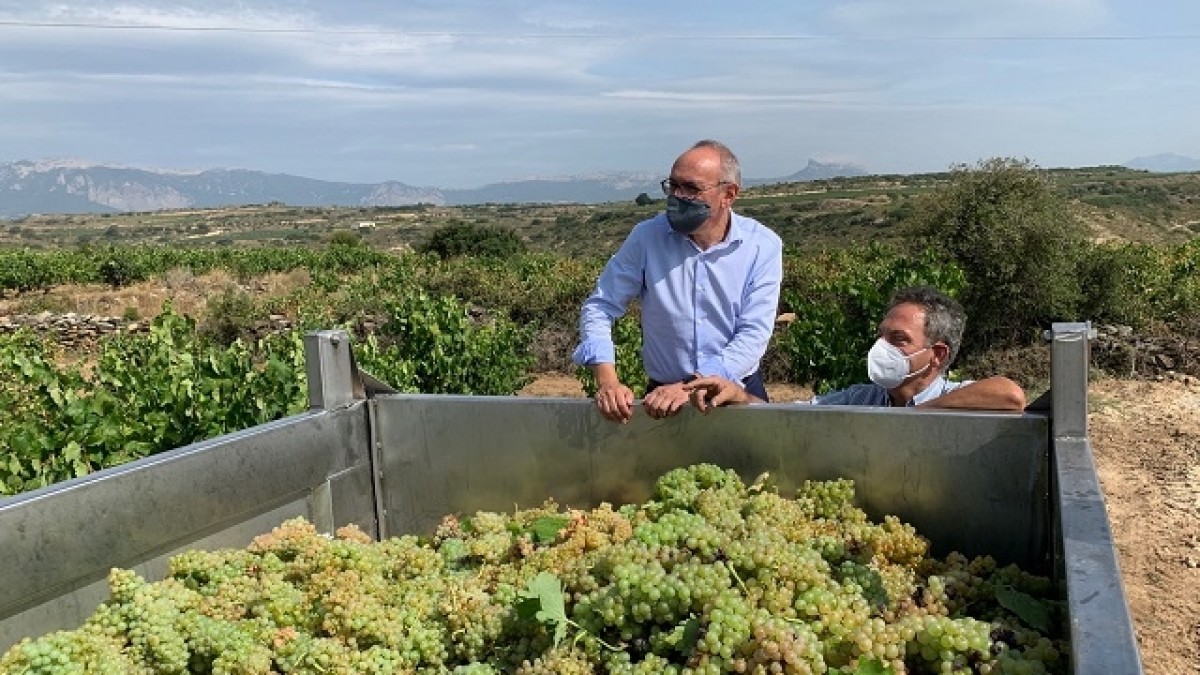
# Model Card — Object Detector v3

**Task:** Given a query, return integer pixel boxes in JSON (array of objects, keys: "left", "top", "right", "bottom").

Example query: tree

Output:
[
  {"left": 634, "top": 192, "right": 655, "bottom": 206},
  {"left": 911, "top": 158, "right": 1087, "bottom": 356},
  {"left": 328, "top": 230, "right": 362, "bottom": 248},
  {"left": 418, "top": 222, "right": 527, "bottom": 259}
]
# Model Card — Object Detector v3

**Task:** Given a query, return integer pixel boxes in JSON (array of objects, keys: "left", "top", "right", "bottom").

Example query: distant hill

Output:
[
  {"left": 0, "top": 160, "right": 442, "bottom": 218},
  {"left": 0, "top": 158, "right": 870, "bottom": 218},
  {"left": 764, "top": 159, "right": 870, "bottom": 183},
  {"left": 1124, "top": 153, "right": 1200, "bottom": 173}
]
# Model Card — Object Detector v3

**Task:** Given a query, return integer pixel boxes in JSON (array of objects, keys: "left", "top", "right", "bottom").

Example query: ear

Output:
[
  {"left": 931, "top": 342, "right": 951, "bottom": 369},
  {"left": 723, "top": 182, "right": 740, "bottom": 204}
]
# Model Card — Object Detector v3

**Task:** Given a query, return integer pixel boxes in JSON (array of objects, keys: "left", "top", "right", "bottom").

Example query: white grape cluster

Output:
[{"left": 0, "top": 464, "right": 1066, "bottom": 675}]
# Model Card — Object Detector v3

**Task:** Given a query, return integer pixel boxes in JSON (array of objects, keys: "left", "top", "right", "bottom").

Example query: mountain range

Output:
[
  {"left": 0, "top": 159, "right": 868, "bottom": 219},
  {"left": 1123, "top": 153, "right": 1200, "bottom": 173},
  {"left": 6, "top": 153, "right": 1196, "bottom": 219}
]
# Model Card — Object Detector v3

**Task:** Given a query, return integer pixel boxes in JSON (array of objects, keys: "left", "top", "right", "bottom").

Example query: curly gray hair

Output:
[{"left": 888, "top": 286, "right": 966, "bottom": 371}]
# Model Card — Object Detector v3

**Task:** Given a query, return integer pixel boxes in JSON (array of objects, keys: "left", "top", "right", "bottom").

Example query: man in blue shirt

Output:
[
  {"left": 573, "top": 140, "right": 783, "bottom": 424},
  {"left": 684, "top": 286, "right": 1026, "bottom": 411}
]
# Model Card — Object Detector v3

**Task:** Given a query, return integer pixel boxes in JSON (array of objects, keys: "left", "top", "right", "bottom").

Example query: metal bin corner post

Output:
[
  {"left": 305, "top": 330, "right": 357, "bottom": 411},
  {"left": 1047, "top": 322, "right": 1144, "bottom": 674}
]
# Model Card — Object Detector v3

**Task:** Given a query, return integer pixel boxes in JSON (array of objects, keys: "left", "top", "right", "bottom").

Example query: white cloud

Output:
[{"left": 0, "top": 1, "right": 1197, "bottom": 187}]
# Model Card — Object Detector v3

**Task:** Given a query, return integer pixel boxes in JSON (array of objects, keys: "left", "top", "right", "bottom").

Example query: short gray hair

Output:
[
  {"left": 888, "top": 285, "right": 966, "bottom": 371},
  {"left": 692, "top": 139, "right": 741, "bottom": 186}
]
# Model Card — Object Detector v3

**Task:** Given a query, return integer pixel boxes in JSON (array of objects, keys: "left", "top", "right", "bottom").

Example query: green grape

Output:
[{"left": 0, "top": 469, "right": 1068, "bottom": 675}]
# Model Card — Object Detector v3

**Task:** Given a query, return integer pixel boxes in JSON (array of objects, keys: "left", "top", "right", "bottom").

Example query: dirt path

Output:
[
  {"left": 1089, "top": 377, "right": 1200, "bottom": 674},
  {"left": 520, "top": 373, "right": 1200, "bottom": 673}
]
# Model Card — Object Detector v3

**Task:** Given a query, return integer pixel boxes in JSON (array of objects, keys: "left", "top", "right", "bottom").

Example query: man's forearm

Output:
[
  {"left": 591, "top": 362, "right": 621, "bottom": 387},
  {"left": 918, "top": 377, "right": 1026, "bottom": 411}
]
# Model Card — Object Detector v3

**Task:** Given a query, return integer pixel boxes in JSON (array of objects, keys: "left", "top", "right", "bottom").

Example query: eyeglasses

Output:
[{"left": 660, "top": 178, "right": 729, "bottom": 199}]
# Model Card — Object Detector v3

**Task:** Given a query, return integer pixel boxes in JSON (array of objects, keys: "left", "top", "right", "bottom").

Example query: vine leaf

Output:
[
  {"left": 855, "top": 657, "right": 894, "bottom": 675},
  {"left": 995, "top": 585, "right": 1053, "bottom": 633},
  {"left": 517, "top": 571, "right": 569, "bottom": 646},
  {"left": 528, "top": 515, "right": 569, "bottom": 545}
]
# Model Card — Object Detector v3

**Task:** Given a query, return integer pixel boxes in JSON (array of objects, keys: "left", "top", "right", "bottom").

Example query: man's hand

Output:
[
  {"left": 642, "top": 382, "right": 691, "bottom": 420},
  {"left": 683, "top": 375, "right": 758, "bottom": 413},
  {"left": 589, "top": 360, "right": 636, "bottom": 425},
  {"left": 594, "top": 380, "right": 635, "bottom": 423}
]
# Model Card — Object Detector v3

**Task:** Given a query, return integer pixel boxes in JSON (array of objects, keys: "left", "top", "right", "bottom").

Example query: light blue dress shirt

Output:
[
  {"left": 572, "top": 211, "right": 783, "bottom": 384},
  {"left": 810, "top": 376, "right": 971, "bottom": 407}
]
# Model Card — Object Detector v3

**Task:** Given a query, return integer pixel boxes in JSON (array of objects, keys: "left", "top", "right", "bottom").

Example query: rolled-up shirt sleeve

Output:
[{"left": 572, "top": 229, "right": 645, "bottom": 367}]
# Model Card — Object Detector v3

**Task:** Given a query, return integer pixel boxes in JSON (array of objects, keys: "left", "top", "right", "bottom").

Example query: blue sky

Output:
[{"left": 1, "top": 1, "right": 1197, "bottom": 188}]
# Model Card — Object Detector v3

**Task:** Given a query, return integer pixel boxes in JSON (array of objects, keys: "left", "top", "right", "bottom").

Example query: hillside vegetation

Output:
[
  {"left": 1, "top": 159, "right": 1198, "bottom": 493},
  {"left": 3, "top": 165, "right": 1199, "bottom": 255}
]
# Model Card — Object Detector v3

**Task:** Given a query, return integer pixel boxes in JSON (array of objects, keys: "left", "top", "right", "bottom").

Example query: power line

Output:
[{"left": 1, "top": 19, "right": 1200, "bottom": 42}]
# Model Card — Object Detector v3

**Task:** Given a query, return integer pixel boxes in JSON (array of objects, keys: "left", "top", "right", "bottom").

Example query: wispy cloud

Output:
[{"left": 0, "top": 1, "right": 1197, "bottom": 186}]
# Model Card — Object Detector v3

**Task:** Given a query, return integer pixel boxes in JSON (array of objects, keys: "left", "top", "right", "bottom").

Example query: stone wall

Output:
[
  {"left": 1093, "top": 324, "right": 1199, "bottom": 381},
  {"left": 0, "top": 312, "right": 143, "bottom": 350}
]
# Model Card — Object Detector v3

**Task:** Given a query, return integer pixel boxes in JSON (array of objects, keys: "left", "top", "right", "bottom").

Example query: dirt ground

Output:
[{"left": 520, "top": 373, "right": 1200, "bottom": 674}]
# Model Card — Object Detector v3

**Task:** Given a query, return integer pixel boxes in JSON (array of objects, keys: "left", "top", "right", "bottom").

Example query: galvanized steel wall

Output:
[{"left": 371, "top": 396, "right": 1051, "bottom": 568}]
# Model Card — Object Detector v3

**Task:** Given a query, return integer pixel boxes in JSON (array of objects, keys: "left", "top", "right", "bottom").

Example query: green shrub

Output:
[
  {"left": 1079, "top": 243, "right": 1172, "bottom": 328},
  {"left": 776, "top": 245, "right": 965, "bottom": 392},
  {"left": 418, "top": 222, "right": 527, "bottom": 259},
  {"left": 375, "top": 290, "right": 533, "bottom": 395},
  {"left": 200, "top": 289, "right": 261, "bottom": 345},
  {"left": 574, "top": 313, "right": 646, "bottom": 397},
  {"left": 911, "top": 158, "right": 1088, "bottom": 356},
  {"left": 98, "top": 251, "right": 149, "bottom": 288},
  {"left": 0, "top": 308, "right": 307, "bottom": 495},
  {"left": 328, "top": 230, "right": 362, "bottom": 248}
]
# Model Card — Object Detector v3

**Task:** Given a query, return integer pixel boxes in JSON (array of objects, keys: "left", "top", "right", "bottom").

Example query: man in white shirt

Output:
[{"left": 685, "top": 286, "right": 1026, "bottom": 411}]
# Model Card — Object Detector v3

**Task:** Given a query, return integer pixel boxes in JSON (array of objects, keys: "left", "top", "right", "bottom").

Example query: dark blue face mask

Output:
[{"left": 666, "top": 194, "right": 711, "bottom": 234}]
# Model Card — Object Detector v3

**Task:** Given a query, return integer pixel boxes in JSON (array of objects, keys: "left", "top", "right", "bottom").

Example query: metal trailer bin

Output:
[{"left": 0, "top": 324, "right": 1142, "bottom": 673}]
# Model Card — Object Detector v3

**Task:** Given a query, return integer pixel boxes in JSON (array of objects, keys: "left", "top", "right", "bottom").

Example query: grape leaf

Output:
[
  {"left": 528, "top": 515, "right": 569, "bottom": 544},
  {"left": 855, "top": 657, "right": 894, "bottom": 675},
  {"left": 517, "top": 571, "right": 569, "bottom": 645},
  {"left": 995, "top": 585, "right": 1053, "bottom": 633},
  {"left": 679, "top": 616, "right": 701, "bottom": 657}
]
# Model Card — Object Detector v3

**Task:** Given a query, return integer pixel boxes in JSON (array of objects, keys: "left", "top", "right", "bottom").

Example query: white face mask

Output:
[{"left": 867, "top": 338, "right": 930, "bottom": 389}]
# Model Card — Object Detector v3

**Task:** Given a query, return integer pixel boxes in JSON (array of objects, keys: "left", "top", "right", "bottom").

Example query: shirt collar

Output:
[
  {"left": 909, "top": 375, "right": 951, "bottom": 406},
  {"left": 725, "top": 210, "right": 747, "bottom": 244}
]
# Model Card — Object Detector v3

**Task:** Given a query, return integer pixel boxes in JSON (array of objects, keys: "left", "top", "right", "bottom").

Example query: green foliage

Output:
[
  {"left": 0, "top": 308, "right": 307, "bottom": 496},
  {"left": 418, "top": 222, "right": 527, "bottom": 259},
  {"left": 352, "top": 333, "right": 419, "bottom": 393},
  {"left": 776, "top": 245, "right": 965, "bottom": 393},
  {"left": 0, "top": 248, "right": 58, "bottom": 292},
  {"left": 1078, "top": 243, "right": 1172, "bottom": 328},
  {"left": 1077, "top": 238, "right": 1200, "bottom": 332},
  {"left": 98, "top": 249, "right": 150, "bottom": 288},
  {"left": 517, "top": 572, "right": 571, "bottom": 646},
  {"left": 375, "top": 290, "right": 533, "bottom": 395},
  {"left": 911, "top": 158, "right": 1088, "bottom": 356},
  {"left": 994, "top": 585, "right": 1053, "bottom": 633},
  {"left": 199, "top": 288, "right": 261, "bottom": 345},
  {"left": 574, "top": 313, "right": 646, "bottom": 397},
  {"left": 417, "top": 253, "right": 601, "bottom": 329},
  {"left": 0, "top": 246, "right": 392, "bottom": 293},
  {"left": 328, "top": 230, "right": 362, "bottom": 248}
]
